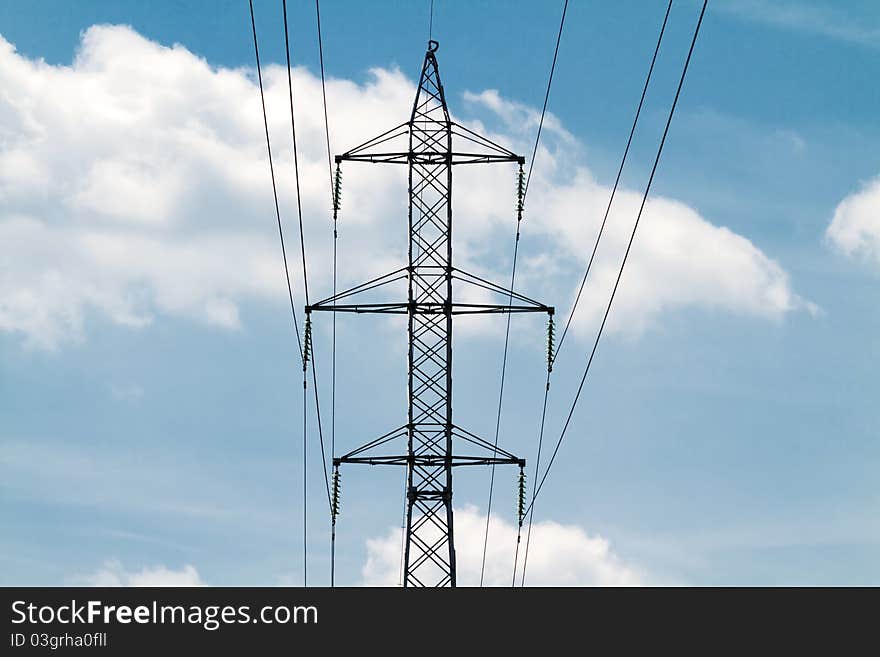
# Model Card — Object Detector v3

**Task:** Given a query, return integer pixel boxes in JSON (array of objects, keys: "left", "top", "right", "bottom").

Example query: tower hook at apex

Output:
[{"left": 428, "top": 39, "right": 439, "bottom": 53}]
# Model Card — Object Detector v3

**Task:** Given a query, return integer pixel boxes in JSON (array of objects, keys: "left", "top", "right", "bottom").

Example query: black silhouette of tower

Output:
[{"left": 309, "top": 41, "right": 553, "bottom": 586}]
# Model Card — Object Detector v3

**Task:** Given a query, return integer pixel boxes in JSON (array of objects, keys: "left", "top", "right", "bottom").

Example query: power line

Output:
[
  {"left": 519, "top": 0, "right": 674, "bottom": 586},
  {"left": 524, "top": 0, "right": 569, "bottom": 199},
  {"left": 316, "top": 1, "right": 334, "bottom": 199},
  {"left": 516, "top": 367, "right": 550, "bottom": 585},
  {"left": 248, "top": 0, "right": 309, "bottom": 586},
  {"left": 479, "top": 0, "right": 569, "bottom": 588},
  {"left": 281, "top": 0, "right": 332, "bottom": 510},
  {"left": 479, "top": 183, "right": 523, "bottom": 588},
  {"left": 282, "top": 1, "right": 313, "bottom": 309},
  {"left": 247, "top": 0, "right": 304, "bottom": 362},
  {"left": 314, "top": 0, "right": 340, "bottom": 588},
  {"left": 279, "top": 0, "right": 318, "bottom": 588},
  {"left": 245, "top": 0, "right": 332, "bottom": 586},
  {"left": 521, "top": 2, "right": 709, "bottom": 587},
  {"left": 552, "top": 0, "right": 672, "bottom": 366}
]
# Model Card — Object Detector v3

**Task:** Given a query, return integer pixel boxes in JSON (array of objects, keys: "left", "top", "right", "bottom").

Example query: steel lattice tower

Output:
[{"left": 308, "top": 41, "right": 553, "bottom": 587}]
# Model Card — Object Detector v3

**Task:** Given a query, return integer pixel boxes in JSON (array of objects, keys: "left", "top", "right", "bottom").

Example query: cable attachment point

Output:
[
  {"left": 332, "top": 162, "right": 343, "bottom": 218},
  {"left": 546, "top": 314, "right": 555, "bottom": 374},
  {"left": 331, "top": 464, "right": 341, "bottom": 522},
  {"left": 517, "top": 465, "right": 527, "bottom": 526},
  {"left": 303, "top": 314, "right": 313, "bottom": 372}
]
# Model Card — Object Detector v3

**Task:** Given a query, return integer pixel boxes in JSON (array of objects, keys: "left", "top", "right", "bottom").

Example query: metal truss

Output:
[
  {"left": 311, "top": 40, "right": 552, "bottom": 587},
  {"left": 308, "top": 267, "right": 551, "bottom": 315}
]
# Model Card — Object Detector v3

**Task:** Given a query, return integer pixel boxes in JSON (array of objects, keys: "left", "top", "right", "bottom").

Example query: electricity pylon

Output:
[{"left": 308, "top": 41, "right": 553, "bottom": 587}]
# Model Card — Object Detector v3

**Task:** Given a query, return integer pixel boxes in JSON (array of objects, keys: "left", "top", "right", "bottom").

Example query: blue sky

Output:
[{"left": 1, "top": 0, "right": 879, "bottom": 586}]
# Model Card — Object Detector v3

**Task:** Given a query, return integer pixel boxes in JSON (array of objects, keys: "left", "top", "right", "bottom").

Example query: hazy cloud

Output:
[
  {"left": 717, "top": 0, "right": 880, "bottom": 48},
  {"left": 72, "top": 560, "right": 204, "bottom": 586}
]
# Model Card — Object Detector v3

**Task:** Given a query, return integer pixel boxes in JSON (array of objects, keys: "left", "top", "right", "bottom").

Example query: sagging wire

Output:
[
  {"left": 313, "top": 0, "right": 351, "bottom": 588},
  {"left": 302, "top": 313, "right": 313, "bottom": 585},
  {"left": 551, "top": 0, "right": 673, "bottom": 367},
  {"left": 518, "top": 0, "right": 676, "bottom": 588},
  {"left": 480, "top": 0, "right": 568, "bottom": 588},
  {"left": 479, "top": 162, "right": 527, "bottom": 587},
  {"left": 520, "top": 0, "right": 708, "bottom": 587},
  {"left": 329, "top": 160, "right": 342, "bottom": 586},
  {"left": 248, "top": 0, "right": 310, "bottom": 587},
  {"left": 281, "top": 0, "right": 332, "bottom": 586},
  {"left": 513, "top": 312, "right": 554, "bottom": 585},
  {"left": 315, "top": 0, "right": 340, "bottom": 587}
]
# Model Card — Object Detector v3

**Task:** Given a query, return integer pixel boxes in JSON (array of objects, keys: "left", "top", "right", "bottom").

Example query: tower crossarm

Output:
[
  {"left": 336, "top": 117, "right": 523, "bottom": 167},
  {"left": 334, "top": 424, "right": 524, "bottom": 468},
  {"left": 307, "top": 267, "right": 553, "bottom": 316},
  {"left": 308, "top": 302, "right": 551, "bottom": 315}
]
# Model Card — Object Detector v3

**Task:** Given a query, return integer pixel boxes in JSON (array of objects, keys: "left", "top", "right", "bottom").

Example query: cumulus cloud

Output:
[
  {"left": 362, "top": 505, "right": 644, "bottom": 586},
  {"left": 73, "top": 560, "right": 205, "bottom": 586},
  {"left": 826, "top": 177, "right": 880, "bottom": 266},
  {"left": 524, "top": 167, "right": 815, "bottom": 335},
  {"left": 0, "top": 25, "right": 809, "bottom": 349}
]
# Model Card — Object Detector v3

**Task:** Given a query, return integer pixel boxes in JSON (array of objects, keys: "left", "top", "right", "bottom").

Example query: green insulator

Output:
[
  {"left": 516, "top": 163, "right": 525, "bottom": 218},
  {"left": 303, "top": 315, "right": 313, "bottom": 370},
  {"left": 331, "top": 466, "right": 341, "bottom": 519},
  {"left": 332, "top": 163, "right": 343, "bottom": 214}
]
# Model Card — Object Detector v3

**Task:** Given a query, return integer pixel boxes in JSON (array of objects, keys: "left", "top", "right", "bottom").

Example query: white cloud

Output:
[
  {"left": 73, "top": 560, "right": 205, "bottom": 586},
  {"left": 0, "top": 25, "right": 809, "bottom": 349},
  {"left": 717, "top": 0, "right": 880, "bottom": 49},
  {"left": 362, "top": 505, "right": 644, "bottom": 586},
  {"left": 826, "top": 177, "right": 880, "bottom": 266},
  {"left": 521, "top": 167, "right": 816, "bottom": 335}
]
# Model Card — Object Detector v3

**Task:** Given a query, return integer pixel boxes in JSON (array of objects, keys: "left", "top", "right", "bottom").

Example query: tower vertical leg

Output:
[{"left": 402, "top": 47, "right": 456, "bottom": 586}]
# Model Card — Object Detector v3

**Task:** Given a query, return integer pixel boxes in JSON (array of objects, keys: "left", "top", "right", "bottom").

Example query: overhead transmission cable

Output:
[
  {"left": 520, "top": 0, "right": 708, "bottom": 586},
  {"left": 518, "top": 0, "right": 674, "bottom": 587},
  {"left": 314, "top": 0, "right": 341, "bottom": 587},
  {"left": 281, "top": 0, "right": 334, "bottom": 586},
  {"left": 247, "top": 0, "right": 304, "bottom": 363},
  {"left": 479, "top": 0, "right": 569, "bottom": 588},
  {"left": 248, "top": 0, "right": 311, "bottom": 585},
  {"left": 281, "top": 0, "right": 332, "bottom": 504},
  {"left": 552, "top": 0, "right": 672, "bottom": 366}
]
